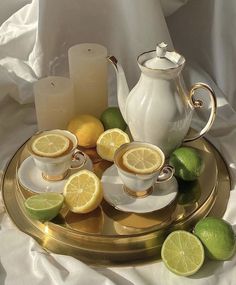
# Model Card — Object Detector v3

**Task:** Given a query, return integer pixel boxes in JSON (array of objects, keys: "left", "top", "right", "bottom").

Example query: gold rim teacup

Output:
[
  {"left": 27, "top": 129, "right": 86, "bottom": 181},
  {"left": 114, "top": 142, "right": 174, "bottom": 198}
]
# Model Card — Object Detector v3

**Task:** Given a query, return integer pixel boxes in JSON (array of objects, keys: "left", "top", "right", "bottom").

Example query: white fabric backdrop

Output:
[
  {"left": 167, "top": 0, "right": 236, "bottom": 112},
  {"left": 0, "top": 0, "right": 175, "bottom": 104},
  {"left": 1, "top": 1, "right": 236, "bottom": 284}
]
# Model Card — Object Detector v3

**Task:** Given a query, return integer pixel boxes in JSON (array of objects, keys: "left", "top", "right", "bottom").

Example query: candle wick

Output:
[
  {"left": 88, "top": 48, "right": 91, "bottom": 52},
  {"left": 51, "top": 82, "right": 55, "bottom": 87}
]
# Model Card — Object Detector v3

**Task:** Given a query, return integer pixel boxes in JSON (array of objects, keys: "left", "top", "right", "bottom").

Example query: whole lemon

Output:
[
  {"left": 194, "top": 217, "right": 236, "bottom": 260},
  {"left": 67, "top": 114, "right": 104, "bottom": 148},
  {"left": 100, "top": 107, "right": 127, "bottom": 131}
]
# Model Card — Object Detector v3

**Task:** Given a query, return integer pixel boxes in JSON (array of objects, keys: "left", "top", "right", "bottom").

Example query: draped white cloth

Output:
[
  {"left": 166, "top": 0, "right": 236, "bottom": 111},
  {"left": 0, "top": 1, "right": 236, "bottom": 284},
  {"left": 0, "top": 0, "right": 174, "bottom": 104}
]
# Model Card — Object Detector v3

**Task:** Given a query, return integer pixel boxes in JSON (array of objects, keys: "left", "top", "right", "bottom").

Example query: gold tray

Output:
[{"left": 1, "top": 137, "right": 231, "bottom": 267}]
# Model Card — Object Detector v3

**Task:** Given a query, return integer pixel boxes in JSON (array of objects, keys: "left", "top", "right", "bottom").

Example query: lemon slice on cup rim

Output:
[
  {"left": 63, "top": 170, "right": 103, "bottom": 214},
  {"left": 31, "top": 133, "right": 70, "bottom": 157},
  {"left": 122, "top": 146, "right": 163, "bottom": 174},
  {"left": 96, "top": 128, "right": 130, "bottom": 162}
]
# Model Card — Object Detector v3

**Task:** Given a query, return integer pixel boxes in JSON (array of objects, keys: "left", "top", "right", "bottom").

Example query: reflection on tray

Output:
[
  {"left": 17, "top": 140, "right": 217, "bottom": 235},
  {"left": 64, "top": 206, "right": 104, "bottom": 234}
]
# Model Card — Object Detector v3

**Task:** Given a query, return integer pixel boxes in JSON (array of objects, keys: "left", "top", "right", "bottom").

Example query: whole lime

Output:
[
  {"left": 169, "top": 147, "right": 204, "bottom": 181},
  {"left": 194, "top": 217, "right": 236, "bottom": 260},
  {"left": 100, "top": 107, "right": 127, "bottom": 131}
]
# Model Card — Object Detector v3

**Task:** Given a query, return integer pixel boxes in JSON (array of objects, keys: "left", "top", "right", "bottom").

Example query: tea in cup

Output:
[
  {"left": 27, "top": 129, "right": 87, "bottom": 181},
  {"left": 114, "top": 142, "right": 174, "bottom": 197}
]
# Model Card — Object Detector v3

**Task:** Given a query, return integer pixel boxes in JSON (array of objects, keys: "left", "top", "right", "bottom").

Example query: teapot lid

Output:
[{"left": 143, "top": 42, "right": 184, "bottom": 70}]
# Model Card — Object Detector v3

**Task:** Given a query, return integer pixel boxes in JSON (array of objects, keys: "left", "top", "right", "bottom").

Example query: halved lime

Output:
[
  {"left": 161, "top": 230, "right": 205, "bottom": 276},
  {"left": 24, "top": 193, "right": 64, "bottom": 221}
]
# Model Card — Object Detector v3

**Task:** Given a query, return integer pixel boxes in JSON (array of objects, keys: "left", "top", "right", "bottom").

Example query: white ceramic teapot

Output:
[{"left": 108, "top": 43, "right": 217, "bottom": 156}]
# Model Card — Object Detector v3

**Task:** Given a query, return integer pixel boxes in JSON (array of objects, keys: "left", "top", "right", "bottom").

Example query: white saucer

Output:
[
  {"left": 101, "top": 165, "right": 178, "bottom": 213},
  {"left": 17, "top": 155, "right": 93, "bottom": 194}
]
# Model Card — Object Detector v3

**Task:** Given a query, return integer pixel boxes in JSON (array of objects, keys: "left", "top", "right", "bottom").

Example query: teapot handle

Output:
[{"left": 184, "top": 82, "right": 217, "bottom": 142}]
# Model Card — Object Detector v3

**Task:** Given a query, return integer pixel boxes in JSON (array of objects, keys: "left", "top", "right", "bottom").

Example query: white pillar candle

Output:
[
  {"left": 34, "top": 76, "right": 75, "bottom": 130},
  {"left": 68, "top": 43, "right": 108, "bottom": 118}
]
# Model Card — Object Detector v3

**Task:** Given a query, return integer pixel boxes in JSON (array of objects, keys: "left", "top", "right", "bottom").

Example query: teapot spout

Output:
[{"left": 108, "top": 56, "right": 129, "bottom": 123}]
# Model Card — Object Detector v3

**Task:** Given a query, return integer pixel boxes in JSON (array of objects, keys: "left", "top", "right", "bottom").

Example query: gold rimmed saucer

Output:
[
  {"left": 101, "top": 164, "right": 178, "bottom": 214},
  {"left": 17, "top": 156, "right": 66, "bottom": 193},
  {"left": 1, "top": 136, "right": 231, "bottom": 266},
  {"left": 16, "top": 149, "right": 93, "bottom": 194}
]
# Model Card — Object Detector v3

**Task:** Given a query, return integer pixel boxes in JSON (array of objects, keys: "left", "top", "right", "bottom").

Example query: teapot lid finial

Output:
[
  {"left": 143, "top": 42, "right": 184, "bottom": 70},
  {"left": 156, "top": 42, "right": 168, "bottom": 57}
]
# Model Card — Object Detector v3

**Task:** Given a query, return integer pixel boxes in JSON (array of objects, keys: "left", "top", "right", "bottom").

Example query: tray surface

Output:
[{"left": 1, "top": 137, "right": 231, "bottom": 266}]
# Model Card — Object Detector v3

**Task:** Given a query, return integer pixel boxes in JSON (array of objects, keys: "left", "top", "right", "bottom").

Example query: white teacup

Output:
[
  {"left": 27, "top": 129, "right": 86, "bottom": 181},
  {"left": 114, "top": 142, "right": 174, "bottom": 197}
]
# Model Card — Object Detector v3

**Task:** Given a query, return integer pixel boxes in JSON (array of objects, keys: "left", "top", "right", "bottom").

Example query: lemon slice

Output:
[
  {"left": 31, "top": 133, "right": 70, "bottom": 157},
  {"left": 24, "top": 193, "right": 64, "bottom": 221},
  {"left": 161, "top": 230, "right": 205, "bottom": 276},
  {"left": 122, "top": 147, "right": 162, "bottom": 174},
  {"left": 63, "top": 170, "right": 103, "bottom": 213},
  {"left": 96, "top": 128, "right": 130, "bottom": 162}
]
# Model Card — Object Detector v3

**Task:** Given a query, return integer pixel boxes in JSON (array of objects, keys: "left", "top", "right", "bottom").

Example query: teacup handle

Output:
[
  {"left": 70, "top": 148, "right": 87, "bottom": 170},
  {"left": 184, "top": 82, "right": 217, "bottom": 142},
  {"left": 156, "top": 165, "right": 175, "bottom": 183}
]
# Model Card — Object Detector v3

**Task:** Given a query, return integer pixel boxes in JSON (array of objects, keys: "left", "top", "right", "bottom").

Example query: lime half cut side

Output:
[
  {"left": 161, "top": 230, "right": 205, "bottom": 276},
  {"left": 24, "top": 192, "right": 64, "bottom": 221}
]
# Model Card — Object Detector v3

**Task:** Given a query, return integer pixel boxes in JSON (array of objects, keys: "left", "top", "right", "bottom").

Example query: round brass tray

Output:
[{"left": 1, "top": 137, "right": 231, "bottom": 267}]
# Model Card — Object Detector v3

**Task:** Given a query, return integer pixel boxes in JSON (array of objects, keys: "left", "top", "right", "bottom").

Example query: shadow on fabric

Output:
[{"left": 0, "top": 260, "right": 6, "bottom": 284}]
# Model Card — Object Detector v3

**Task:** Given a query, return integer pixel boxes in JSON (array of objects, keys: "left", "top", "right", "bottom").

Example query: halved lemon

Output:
[
  {"left": 96, "top": 128, "right": 130, "bottom": 161},
  {"left": 122, "top": 147, "right": 162, "bottom": 174},
  {"left": 63, "top": 170, "right": 103, "bottom": 213},
  {"left": 31, "top": 133, "right": 70, "bottom": 157}
]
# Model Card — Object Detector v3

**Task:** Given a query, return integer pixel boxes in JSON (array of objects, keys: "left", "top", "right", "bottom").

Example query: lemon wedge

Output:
[
  {"left": 96, "top": 128, "right": 130, "bottom": 161},
  {"left": 63, "top": 170, "right": 103, "bottom": 213}
]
